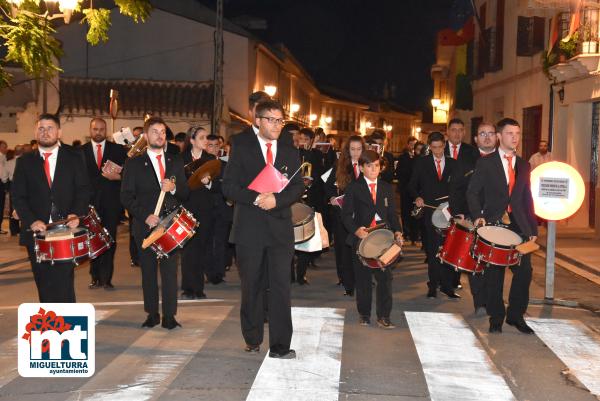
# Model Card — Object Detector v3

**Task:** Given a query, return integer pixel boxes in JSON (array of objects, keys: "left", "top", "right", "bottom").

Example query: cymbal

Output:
[{"left": 188, "top": 159, "right": 222, "bottom": 190}]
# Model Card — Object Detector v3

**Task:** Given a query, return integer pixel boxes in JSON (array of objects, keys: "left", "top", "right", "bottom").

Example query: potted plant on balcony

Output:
[
  {"left": 559, "top": 32, "right": 579, "bottom": 61},
  {"left": 580, "top": 21, "right": 598, "bottom": 54}
]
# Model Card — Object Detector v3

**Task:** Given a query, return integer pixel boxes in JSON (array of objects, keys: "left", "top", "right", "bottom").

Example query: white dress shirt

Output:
[
  {"left": 364, "top": 176, "right": 381, "bottom": 221},
  {"left": 92, "top": 139, "right": 106, "bottom": 166},
  {"left": 433, "top": 155, "right": 445, "bottom": 175},
  {"left": 257, "top": 134, "right": 277, "bottom": 164},
  {"left": 39, "top": 146, "right": 59, "bottom": 183},
  {"left": 498, "top": 148, "right": 516, "bottom": 185},
  {"left": 449, "top": 142, "right": 461, "bottom": 159},
  {"left": 147, "top": 149, "right": 176, "bottom": 194}
]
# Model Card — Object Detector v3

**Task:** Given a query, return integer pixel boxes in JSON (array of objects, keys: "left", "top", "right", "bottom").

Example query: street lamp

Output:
[
  {"left": 309, "top": 114, "right": 317, "bottom": 122},
  {"left": 264, "top": 85, "right": 277, "bottom": 97},
  {"left": 10, "top": 0, "right": 82, "bottom": 23},
  {"left": 431, "top": 98, "right": 442, "bottom": 112},
  {"left": 324, "top": 116, "right": 332, "bottom": 124},
  {"left": 366, "top": 121, "right": 372, "bottom": 129},
  {"left": 290, "top": 103, "right": 300, "bottom": 113}
]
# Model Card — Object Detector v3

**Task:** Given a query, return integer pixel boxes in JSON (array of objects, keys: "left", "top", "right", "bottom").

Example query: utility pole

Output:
[{"left": 211, "top": 0, "right": 224, "bottom": 136}]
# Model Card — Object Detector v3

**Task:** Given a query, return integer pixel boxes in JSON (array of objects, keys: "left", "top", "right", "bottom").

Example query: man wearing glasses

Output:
[
  {"left": 223, "top": 100, "right": 304, "bottom": 359},
  {"left": 449, "top": 121, "right": 497, "bottom": 316}
]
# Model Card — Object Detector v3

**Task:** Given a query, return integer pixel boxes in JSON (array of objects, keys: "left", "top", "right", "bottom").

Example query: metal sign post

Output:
[{"left": 544, "top": 220, "right": 557, "bottom": 300}]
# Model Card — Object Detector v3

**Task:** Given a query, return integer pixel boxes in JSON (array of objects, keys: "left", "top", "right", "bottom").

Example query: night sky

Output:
[{"left": 199, "top": 0, "right": 455, "bottom": 118}]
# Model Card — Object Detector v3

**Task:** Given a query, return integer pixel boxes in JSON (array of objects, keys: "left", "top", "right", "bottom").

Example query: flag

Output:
[
  {"left": 247, "top": 163, "right": 289, "bottom": 194},
  {"left": 562, "top": 0, "right": 583, "bottom": 42},
  {"left": 548, "top": 12, "right": 560, "bottom": 55}
]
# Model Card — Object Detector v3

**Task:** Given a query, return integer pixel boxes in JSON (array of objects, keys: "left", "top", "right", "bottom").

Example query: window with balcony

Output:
[{"left": 517, "top": 16, "right": 545, "bottom": 56}]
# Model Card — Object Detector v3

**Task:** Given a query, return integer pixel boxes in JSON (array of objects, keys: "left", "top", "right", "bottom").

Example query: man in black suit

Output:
[
  {"left": 81, "top": 117, "right": 128, "bottom": 289},
  {"left": 222, "top": 100, "right": 303, "bottom": 359},
  {"left": 180, "top": 126, "right": 215, "bottom": 299},
  {"left": 408, "top": 131, "right": 459, "bottom": 299},
  {"left": 467, "top": 118, "right": 538, "bottom": 334},
  {"left": 128, "top": 126, "right": 144, "bottom": 267},
  {"left": 395, "top": 136, "right": 417, "bottom": 242},
  {"left": 11, "top": 113, "right": 90, "bottom": 302},
  {"left": 369, "top": 130, "right": 395, "bottom": 184},
  {"left": 121, "top": 116, "right": 190, "bottom": 330},
  {"left": 449, "top": 121, "right": 497, "bottom": 315}
]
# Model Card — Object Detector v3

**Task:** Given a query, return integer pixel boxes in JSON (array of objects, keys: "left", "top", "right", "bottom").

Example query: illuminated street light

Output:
[
  {"left": 309, "top": 114, "right": 317, "bottom": 122},
  {"left": 430, "top": 98, "right": 441, "bottom": 111},
  {"left": 324, "top": 116, "right": 332, "bottom": 124},
  {"left": 290, "top": 103, "right": 300, "bottom": 113},
  {"left": 264, "top": 85, "right": 277, "bottom": 97},
  {"left": 366, "top": 121, "right": 372, "bottom": 129}
]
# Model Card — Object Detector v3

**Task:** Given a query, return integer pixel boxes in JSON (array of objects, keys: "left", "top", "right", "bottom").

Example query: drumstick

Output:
[
  {"left": 413, "top": 202, "right": 437, "bottom": 210},
  {"left": 365, "top": 223, "right": 386, "bottom": 233},
  {"left": 153, "top": 176, "right": 176, "bottom": 216},
  {"left": 434, "top": 195, "right": 449, "bottom": 201},
  {"left": 26, "top": 215, "right": 84, "bottom": 232}
]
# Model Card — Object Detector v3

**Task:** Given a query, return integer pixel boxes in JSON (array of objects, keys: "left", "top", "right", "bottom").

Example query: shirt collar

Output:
[
  {"left": 364, "top": 176, "right": 377, "bottom": 186},
  {"left": 147, "top": 148, "right": 165, "bottom": 159},
  {"left": 498, "top": 147, "right": 515, "bottom": 160},
  {"left": 92, "top": 139, "right": 106, "bottom": 147},
  {"left": 434, "top": 154, "right": 445, "bottom": 162},
  {"left": 39, "top": 146, "right": 59, "bottom": 158},
  {"left": 252, "top": 125, "right": 259, "bottom": 135}
]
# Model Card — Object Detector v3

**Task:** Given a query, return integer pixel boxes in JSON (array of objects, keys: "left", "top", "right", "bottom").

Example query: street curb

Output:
[
  {"left": 0, "top": 257, "right": 29, "bottom": 271},
  {"left": 538, "top": 244, "right": 600, "bottom": 279}
]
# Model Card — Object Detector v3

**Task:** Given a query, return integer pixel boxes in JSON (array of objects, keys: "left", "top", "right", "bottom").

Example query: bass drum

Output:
[{"left": 291, "top": 202, "right": 315, "bottom": 243}]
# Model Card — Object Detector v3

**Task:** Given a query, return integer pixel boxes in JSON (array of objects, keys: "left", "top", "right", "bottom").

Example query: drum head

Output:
[
  {"left": 476, "top": 226, "right": 522, "bottom": 246},
  {"left": 455, "top": 219, "right": 475, "bottom": 231},
  {"left": 432, "top": 202, "right": 451, "bottom": 229},
  {"left": 40, "top": 226, "right": 87, "bottom": 240},
  {"left": 291, "top": 203, "right": 314, "bottom": 225},
  {"left": 359, "top": 229, "right": 395, "bottom": 258}
]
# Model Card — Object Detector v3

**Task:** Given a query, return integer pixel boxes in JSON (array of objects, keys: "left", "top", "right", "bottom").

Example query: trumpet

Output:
[
  {"left": 127, "top": 135, "right": 147, "bottom": 158},
  {"left": 301, "top": 159, "right": 313, "bottom": 188}
]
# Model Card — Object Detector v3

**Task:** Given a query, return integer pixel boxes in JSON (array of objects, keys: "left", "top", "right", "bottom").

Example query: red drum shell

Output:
[
  {"left": 357, "top": 229, "right": 401, "bottom": 269},
  {"left": 35, "top": 228, "right": 90, "bottom": 264},
  {"left": 471, "top": 226, "right": 522, "bottom": 267},
  {"left": 82, "top": 206, "right": 114, "bottom": 259},
  {"left": 150, "top": 207, "right": 198, "bottom": 257},
  {"left": 438, "top": 221, "right": 483, "bottom": 273}
]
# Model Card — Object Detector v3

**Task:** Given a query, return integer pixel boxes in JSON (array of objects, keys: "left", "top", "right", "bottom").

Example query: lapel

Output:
[
  {"left": 426, "top": 154, "right": 440, "bottom": 181},
  {"left": 274, "top": 140, "right": 288, "bottom": 174},
  {"left": 52, "top": 147, "right": 67, "bottom": 190},
  {"left": 143, "top": 152, "right": 161, "bottom": 188},
  {"left": 441, "top": 157, "right": 452, "bottom": 182},
  {"left": 84, "top": 142, "right": 95, "bottom": 169},
  {"left": 375, "top": 179, "right": 387, "bottom": 213},
  {"left": 492, "top": 151, "right": 509, "bottom": 196},
  {"left": 164, "top": 152, "right": 174, "bottom": 180},
  {"left": 101, "top": 141, "right": 110, "bottom": 166},
  {"left": 33, "top": 151, "right": 50, "bottom": 190}
]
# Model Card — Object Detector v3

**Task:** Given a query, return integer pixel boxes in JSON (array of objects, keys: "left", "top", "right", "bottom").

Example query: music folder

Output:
[{"left": 247, "top": 163, "right": 289, "bottom": 194}]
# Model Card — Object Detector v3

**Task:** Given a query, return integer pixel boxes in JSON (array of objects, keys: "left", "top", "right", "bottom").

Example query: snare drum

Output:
[
  {"left": 471, "top": 225, "right": 523, "bottom": 267},
  {"left": 291, "top": 202, "right": 315, "bottom": 243},
  {"left": 34, "top": 227, "right": 90, "bottom": 265},
  {"left": 357, "top": 229, "right": 402, "bottom": 269},
  {"left": 148, "top": 206, "right": 198, "bottom": 258},
  {"left": 81, "top": 206, "right": 114, "bottom": 259},
  {"left": 438, "top": 220, "right": 483, "bottom": 273},
  {"left": 432, "top": 202, "right": 451, "bottom": 234}
]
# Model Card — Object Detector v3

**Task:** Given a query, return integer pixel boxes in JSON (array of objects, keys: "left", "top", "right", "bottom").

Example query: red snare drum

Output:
[
  {"left": 471, "top": 225, "right": 523, "bottom": 267},
  {"left": 149, "top": 206, "right": 198, "bottom": 258},
  {"left": 34, "top": 227, "right": 90, "bottom": 265},
  {"left": 81, "top": 206, "right": 114, "bottom": 259},
  {"left": 357, "top": 229, "right": 402, "bottom": 269},
  {"left": 438, "top": 220, "right": 483, "bottom": 273}
]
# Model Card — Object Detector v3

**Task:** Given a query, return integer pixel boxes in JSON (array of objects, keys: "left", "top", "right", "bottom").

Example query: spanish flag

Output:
[{"left": 562, "top": 0, "right": 583, "bottom": 43}]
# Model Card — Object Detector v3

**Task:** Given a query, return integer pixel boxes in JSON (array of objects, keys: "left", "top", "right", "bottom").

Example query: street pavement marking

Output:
[
  {"left": 0, "top": 309, "right": 116, "bottom": 389},
  {"left": 246, "top": 307, "right": 345, "bottom": 401},
  {"left": 69, "top": 305, "right": 232, "bottom": 401},
  {"left": 527, "top": 318, "right": 600, "bottom": 396},
  {"left": 0, "top": 299, "right": 225, "bottom": 311},
  {"left": 405, "top": 312, "right": 516, "bottom": 401}
]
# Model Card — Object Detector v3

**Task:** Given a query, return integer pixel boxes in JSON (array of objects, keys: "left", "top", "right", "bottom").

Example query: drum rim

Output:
[
  {"left": 358, "top": 229, "right": 395, "bottom": 259},
  {"left": 35, "top": 227, "right": 89, "bottom": 239},
  {"left": 476, "top": 226, "right": 523, "bottom": 248},
  {"left": 291, "top": 202, "right": 315, "bottom": 226}
]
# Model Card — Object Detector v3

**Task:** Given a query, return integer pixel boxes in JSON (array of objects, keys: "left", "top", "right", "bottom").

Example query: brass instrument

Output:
[
  {"left": 301, "top": 158, "right": 313, "bottom": 188},
  {"left": 127, "top": 135, "right": 147, "bottom": 158}
]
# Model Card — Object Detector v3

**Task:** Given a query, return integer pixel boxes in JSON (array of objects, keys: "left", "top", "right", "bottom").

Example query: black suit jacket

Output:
[
  {"left": 467, "top": 151, "right": 538, "bottom": 237},
  {"left": 11, "top": 147, "right": 91, "bottom": 246},
  {"left": 395, "top": 151, "right": 414, "bottom": 193},
  {"left": 341, "top": 178, "right": 402, "bottom": 246},
  {"left": 166, "top": 142, "right": 180, "bottom": 155},
  {"left": 380, "top": 151, "right": 396, "bottom": 183},
  {"left": 81, "top": 141, "right": 128, "bottom": 210},
  {"left": 445, "top": 141, "right": 478, "bottom": 166},
  {"left": 449, "top": 150, "right": 482, "bottom": 217},
  {"left": 210, "top": 159, "right": 233, "bottom": 222},
  {"left": 323, "top": 163, "right": 362, "bottom": 199},
  {"left": 181, "top": 150, "right": 216, "bottom": 222},
  {"left": 408, "top": 154, "right": 456, "bottom": 207},
  {"left": 299, "top": 148, "right": 325, "bottom": 212},
  {"left": 222, "top": 130, "right": 304, "bottom": 247},
  {"left": 120, "top": 152, "right": 190, "bottom": 241}
]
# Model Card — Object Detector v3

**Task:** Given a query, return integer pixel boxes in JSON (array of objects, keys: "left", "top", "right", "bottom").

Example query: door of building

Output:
[
  {"left": 522, "top": 105, "right": 542, "bottom": 161},
  {"left": 590, "top": 102, "right": 600, "bottom": 228}
]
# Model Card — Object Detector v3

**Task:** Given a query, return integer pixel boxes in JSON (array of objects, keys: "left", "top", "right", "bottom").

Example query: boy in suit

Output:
[{"left": 342, "top": 150, "right": 403, "bottom": 329}]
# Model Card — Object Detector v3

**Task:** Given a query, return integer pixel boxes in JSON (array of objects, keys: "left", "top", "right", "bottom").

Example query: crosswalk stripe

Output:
[
  {"left": 405, "top": 311, "right": 516, "bottom": 401},
  {"left": 526, "top": 318, "right": 600, "bottom": 396},
  {"left": 246, "top": 307, "right": 345, "bottom": 401},
  {"left": 0, "top": 309, "right": 116, "bottom": 389},
  {"left": 69, "top": 305, "right": 232, "bottom": 401}
]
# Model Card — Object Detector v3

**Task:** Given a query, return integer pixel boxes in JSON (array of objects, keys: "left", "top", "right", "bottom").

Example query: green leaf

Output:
[
  {"left": 82, "top": 8, "right": 111, "bottom": 45},
  {"left": 114, "top": 0, "right": 152, "bottom": 23}
]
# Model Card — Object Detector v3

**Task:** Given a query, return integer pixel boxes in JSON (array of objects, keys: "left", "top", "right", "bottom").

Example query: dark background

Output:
[{"left": 199, "top": 0, "right": 454, "bottom": 116}]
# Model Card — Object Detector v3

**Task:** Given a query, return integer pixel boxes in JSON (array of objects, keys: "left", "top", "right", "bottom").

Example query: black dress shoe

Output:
[
  {"left": 441, "top": 289, "right": 461, "bottom": 299},
  {"left": 103, "top": 282, "right": 115, "bottom": 290},
  {"left": 180, "top": 291, "right": 195, "bottom": 300},
  {"left": 427, "top": 288, "right": 437, "bottom": 298},
  {"left": 489, "top": 322, "right": 503, "bottom": 333},
  {"left": 210, "top": 277, "right": 225, "bottom": 285},
  {"left": 161, "top": 316, "right": 181, "bottom": 330},
  {"left": 142, "top": 313, "right": 160, "bottom": 328},
  {"left": 359, "top": 315, "right": 371, "bottom": 326},
  {"left": 195, "top": 291, "right": 207, "bottom": 299},
  {"left": 343, "top": 289, "right": 354, "bottom": 296},
  {"left": 506, "top": 319, "right": 535, "bottom": 334},
  {"left": 297, "top": 277, "right": 309, "bottom": 285},
  {"left": 269, "top": 348, "right": 296, "bottom": 359},
  {"left": 336, "top": 280, "right": 343, "bottom": 286},
  {"left": 244, "top": 344, "right": 260, "bottom": 353},
  {"left": 88, "top": 280, "right": 101, "bottom": 289},
  {"left": 130, "top": 260, "right": 139, "bottom": 267}
]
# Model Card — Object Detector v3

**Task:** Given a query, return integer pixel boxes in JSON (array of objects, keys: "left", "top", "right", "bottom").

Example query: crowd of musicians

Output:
[{"left": 8, "top": 90, "right": 539, "bottom": 359}]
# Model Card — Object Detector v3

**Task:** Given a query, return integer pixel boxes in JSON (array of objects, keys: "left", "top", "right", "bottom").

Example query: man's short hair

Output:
[
  {"left": 370, "top": 130, "right": 386, "bottom": 141},
  {"left": 144, "top": 116, "right": 166, "bottom": 133},
  {"left": 38, "top": 113, "right": 61, "bottom": 128},
  {"left": 90, "top": 117, "right": 107, "bottom": 127},
  {"left": 249, "top": 91, "right": 271, "bottom": 109},
  {"left": 282, "top": 122, "right": 300, "bottom": 132},
  {"left": 447, "top": 118, "right": 464, "bottom": 128},
  {"left": 427, "top": 131, "right": 445, "bottom": 145},
  {"left": 255, "top": 100, "right": 284, "bottom": 117},
  {"left": 174, "top": 132, "right": 187, "bottom": 142},
  {"left": 539, "top": 139, "right": 548, "bottom": 144},
  {"left": 477, "top": 121, "right": 496, "bottom": 132},
  {"left": 496, "top": 118, "right": 520, "bottom": 132},
  {"left": 207, "top": 134, "right": 220, "bottom": 141},
  {"left": 133, "top": 126, "right": 143, "bottom": 133},
  {"left": 299, "top": 127, "right": 315, "bottom": 139}
]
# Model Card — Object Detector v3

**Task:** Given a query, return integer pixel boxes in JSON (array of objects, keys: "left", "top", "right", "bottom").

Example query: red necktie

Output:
[
  {"left": 156, "top": 154, "right": 165, "bottom": 181},
  {"left": 96, "top": 144, "right": 103, "bottom": 170},
  {"left": 435, "top": 159, "right": 442, "bottom": 180},
  {"left": 266, "top": 143, "right": 273, "bottom": 165},
  {"left": 369, "top": 182, "right": 377, "bottom": 227},
  {"left": 43, "top": 152, "right": 52, "bottom": 187},
  {"left": 504, "top": 154, "right": 515, "bottom": 212},
  {"left": 452, "top": 145, "right": 458, "bottom": 159},
  {"left": 353, "top": 163, "right": 359, "bottom": 179}
]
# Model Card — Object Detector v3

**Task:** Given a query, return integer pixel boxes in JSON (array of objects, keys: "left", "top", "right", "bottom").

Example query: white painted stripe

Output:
[
  {"left": 69, "top": 305, "right": 232, "bottom": 401},
  {"left": 246, "top": 307, "right": 345, "bottom": 401},
  {"left": 405, "top": 312, "right": 516, "bottom": 401},
  {"left": 0, "top": 309, "right": 116, "bottom": 389},
  {"left": 0, "top": 298, "right": 225, "bottom": 311},
  {"left": 527, "top": 318, "right": 600, "bottom": 396}
]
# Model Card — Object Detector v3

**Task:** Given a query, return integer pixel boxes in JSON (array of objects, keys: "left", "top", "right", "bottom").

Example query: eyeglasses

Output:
[
  {"left": 258, "top": 116, "right": 285, "bottom": 126},
  {"left": 478, "top": 131, "right": 495, "bottom": 138}
]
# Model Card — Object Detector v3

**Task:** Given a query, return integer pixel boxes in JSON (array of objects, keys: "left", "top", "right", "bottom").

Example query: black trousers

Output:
[
  {"left": 89, "top": 206, "right": 119, "bottom": 285},
  {"left": 424, "top": 218, "right": 453, "bottom": 292},
  {"left": 293, "top": 251, "right": 312, "bottom": 282},
  {"left": 332, "top": 208, "right": 354, "bottom": 290},
  {"left": 181, "top": 227, "right": 210, "bottom": 294},
  {"left": 468, "top": 272, "right": 487, "bottom": 309},
  {"left": 486, "top": 254, "right": 532, "bottom": 324},
  {"left": 128, "top": 215, "right": 138, "bottom": 264},
  {"left": 8, "top": 186, "right": 19, "bottom": 235},
  {"left": 352, "top": 248, "right": 393, "bottom": 319},
  {"left": 206, "top": 214, "right": 229, "bottom": 282},
  {"left": 236, "top": 242, "right": 293, "bottom": 351},
  {"left": 137, "top": 243, "right": 178, "bottom": 317},
  {"left": 26, "top": 245, "right": 76, "bottom": 303}
]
